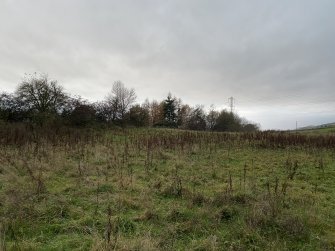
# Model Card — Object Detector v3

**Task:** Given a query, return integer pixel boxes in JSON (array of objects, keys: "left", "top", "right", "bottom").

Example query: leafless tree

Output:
[
  {"left": 177, "top": 104, "right": 191, "bottom": 128},
  {"left": 105, "top": 81, "right": 136, "bottom": 121},
  {"left": 16, "top": 73, "right": 67, "bottom": 113},
  {"left": 206, "top": 104, "right": 219, "bottom": 131}
]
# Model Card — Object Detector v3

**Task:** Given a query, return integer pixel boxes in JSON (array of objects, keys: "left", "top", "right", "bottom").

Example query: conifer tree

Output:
[{"left": 163, "top": 93, "right": 177, "bottom": 127}]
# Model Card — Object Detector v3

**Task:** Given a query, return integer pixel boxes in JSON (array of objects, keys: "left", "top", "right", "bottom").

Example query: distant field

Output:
[
  {"left": 0, "top": 126, "right": 335, "bottom": 250},
  {"left": 296, "top": 125, "right": 335, "bottom": 135}
]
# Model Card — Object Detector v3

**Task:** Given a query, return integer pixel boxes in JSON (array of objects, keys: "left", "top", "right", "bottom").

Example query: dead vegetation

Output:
[{"left": 0, "top": 125, "right": 335, "bottom": 250}]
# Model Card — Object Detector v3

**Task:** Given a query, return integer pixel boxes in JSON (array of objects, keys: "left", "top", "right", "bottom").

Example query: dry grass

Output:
[{"left": 0, "top": 125, "right": 334, "bottom": 250}]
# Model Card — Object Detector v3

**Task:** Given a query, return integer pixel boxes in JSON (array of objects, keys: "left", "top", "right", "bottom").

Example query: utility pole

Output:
[{"left": 228, "top": 97, "right": 234, "bottom": 113}]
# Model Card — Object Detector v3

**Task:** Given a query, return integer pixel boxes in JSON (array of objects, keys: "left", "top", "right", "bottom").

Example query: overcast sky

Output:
[{"left": 0, "top": 0, "right": 334, "bottom": 129}]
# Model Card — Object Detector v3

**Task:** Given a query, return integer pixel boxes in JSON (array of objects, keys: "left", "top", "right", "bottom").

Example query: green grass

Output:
[
  {"left": 296, "top": 125, "right": 335, "bottom": 135},
  {"left": 0, "top": 128, "right": 335, "bottom": 250}
]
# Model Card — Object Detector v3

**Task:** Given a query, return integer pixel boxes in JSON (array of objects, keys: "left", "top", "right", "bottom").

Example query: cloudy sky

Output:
[{"left": 0, "top": 0, "right": 334, "bottom": 129}]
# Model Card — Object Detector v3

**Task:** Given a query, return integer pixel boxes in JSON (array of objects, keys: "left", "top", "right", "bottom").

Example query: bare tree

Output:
[
  {"left": 16, "top": 73, "right": 67, "bottom": 114},
  {"left": 206, "top": 104, "right": 219, "bottom": 131},
  {"left": 186, "top": 105, "right": 207, "bottom": 131},
  {"left": 0, "top": 92, "right": 28, "bottom": 121},
  {"left": 177, "top": 104, "right": 191, "bottom": 128},
  {"left": 148, "top": 100, "right": 164, "bottom": 126},
  {"left": 105, "top": 81, "right": 136, "bottom": 121}
]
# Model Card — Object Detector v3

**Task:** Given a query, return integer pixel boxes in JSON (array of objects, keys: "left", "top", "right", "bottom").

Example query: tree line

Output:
[{"left": 0, "top": 73, "right": 259, "bottom": 132}]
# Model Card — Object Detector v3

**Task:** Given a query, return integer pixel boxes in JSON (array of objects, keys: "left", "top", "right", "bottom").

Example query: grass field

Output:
[
  {"left": 296, "top": 125, "right": 335, "bottom": 135},
  {"left": 0, "top": 126, "right": 335, "bottom": 250}
]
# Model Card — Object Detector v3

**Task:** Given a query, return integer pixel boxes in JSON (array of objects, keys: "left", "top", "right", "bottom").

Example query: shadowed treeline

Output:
[{"left": 0, "top": 73, "right": 259, "bottom": 131}]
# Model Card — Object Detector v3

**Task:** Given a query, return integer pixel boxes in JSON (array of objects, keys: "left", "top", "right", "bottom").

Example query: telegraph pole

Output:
[{"left": 228, "top": 97, "right": 234, "bottom": 113}]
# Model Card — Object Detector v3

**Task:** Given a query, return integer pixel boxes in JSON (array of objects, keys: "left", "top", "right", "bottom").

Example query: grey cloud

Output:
[{"left": 0, "top": 0, "right": 334, "bottom": 129}]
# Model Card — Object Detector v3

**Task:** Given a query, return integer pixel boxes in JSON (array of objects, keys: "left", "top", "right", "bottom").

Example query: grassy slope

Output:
[
  {"left": 296, "top": 125, "right": 335, "bottom": 135},
  {"left": 0, "top": 128, "right": 335, "bottom": 250}
]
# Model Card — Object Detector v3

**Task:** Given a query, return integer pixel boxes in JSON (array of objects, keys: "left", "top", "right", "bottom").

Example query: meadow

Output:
[{"left": 0, "top": 124, "right": 335, "bottom": 250}]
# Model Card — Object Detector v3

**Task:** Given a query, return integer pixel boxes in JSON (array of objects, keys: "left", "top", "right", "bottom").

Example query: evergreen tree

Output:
[{"left": 163, "top": 93, "right": 177, "bottom": 127}]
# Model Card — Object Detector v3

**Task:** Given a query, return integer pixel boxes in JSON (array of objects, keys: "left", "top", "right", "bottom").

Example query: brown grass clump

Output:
[
  {"left": 277, "top": 214, "right": 310, "bottom": 240},
  {"left": 212, "top": 192, "right": 253, "bottom": 207},
  {"left": 216, "top": 206, "right": 239, "bottom": 222},
  {"left": 114, "top": 196, "right": 140, "bottom": 211},
  {"left": 134, "top": 209, "right": 159, "bottom": 222},
  {"left": 166, "top": 208, "right": 188, "bottom": 222},
  {"left": 191, "top": 193, "right": 208, "bottom": 206}
]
